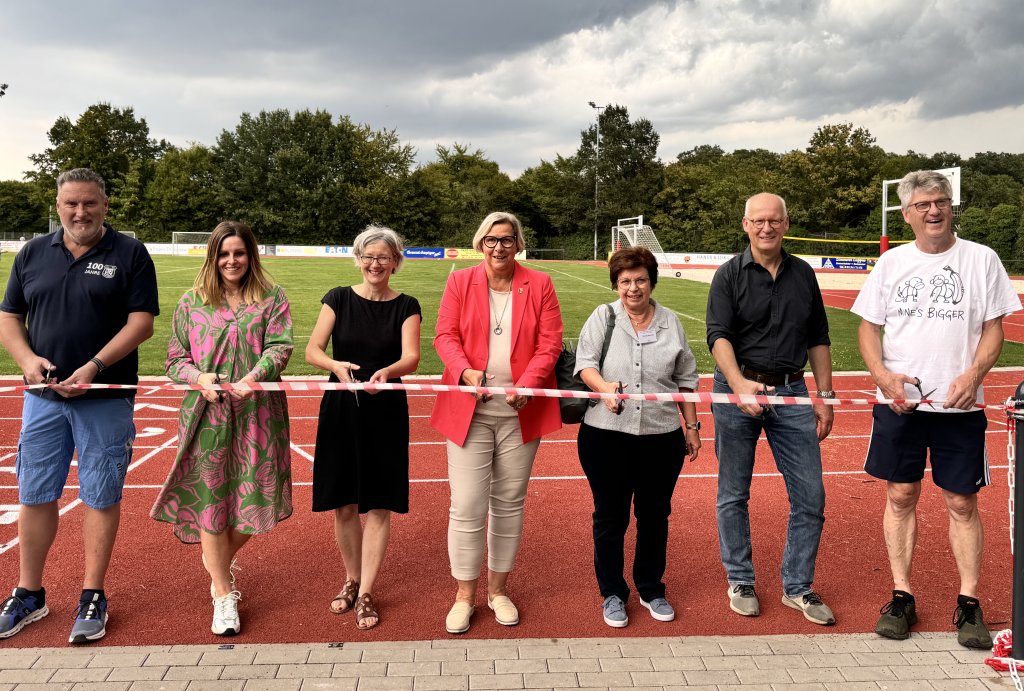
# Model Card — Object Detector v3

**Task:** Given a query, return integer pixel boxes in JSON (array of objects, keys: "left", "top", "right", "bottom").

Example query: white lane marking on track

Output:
[
  {"left": 527, "top": 261, "right": 705, "bottom": 325},
  {"left": 290, "top": 442, "right": 314, "bottom": 462},
  {"left": 0, "top": 434, "right": 178, "bottom": 556}
]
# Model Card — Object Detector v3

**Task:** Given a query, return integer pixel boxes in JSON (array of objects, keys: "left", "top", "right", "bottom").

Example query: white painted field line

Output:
[
  {"left": 528, "top": 261, "right": 705, "bottom": 325},
  {"left": 0, "top": 435, "right": 178, "bottom": 556}
]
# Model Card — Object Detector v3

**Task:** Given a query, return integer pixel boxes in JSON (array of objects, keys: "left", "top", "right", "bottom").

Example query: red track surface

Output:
[
  {"left": 0, "top": 372, "right": 1021, "bottom": 648},
  {"left": 819, "top": 290, "right": 1024, "bottom": 343}
]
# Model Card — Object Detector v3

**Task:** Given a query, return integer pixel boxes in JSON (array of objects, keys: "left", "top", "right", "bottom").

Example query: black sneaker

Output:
[
  {"left": 875, "top": 590, "right": 917, "bottom": 640},
  {"left": 953, "top": 595, "right": 992, "bottom": 650}
]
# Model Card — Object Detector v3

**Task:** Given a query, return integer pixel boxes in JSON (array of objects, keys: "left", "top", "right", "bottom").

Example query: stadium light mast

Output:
[{"left": 588, "top": 101, "right": 605, "bottom": 261}]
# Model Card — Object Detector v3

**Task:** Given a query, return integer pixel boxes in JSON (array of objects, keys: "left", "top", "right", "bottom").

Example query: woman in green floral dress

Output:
[{"left": 151, "top": 221, "right": 293, "bottom": 636}]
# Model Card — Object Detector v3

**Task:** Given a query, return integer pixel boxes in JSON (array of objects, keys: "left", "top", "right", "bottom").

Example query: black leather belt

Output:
[{"left": 739, "top": 365, "right": 804, "bottom": 387}]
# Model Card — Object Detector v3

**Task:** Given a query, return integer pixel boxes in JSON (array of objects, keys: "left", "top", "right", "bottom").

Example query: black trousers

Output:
[{"left": 577, "top": 423, "right": 685, "bottom": 602}]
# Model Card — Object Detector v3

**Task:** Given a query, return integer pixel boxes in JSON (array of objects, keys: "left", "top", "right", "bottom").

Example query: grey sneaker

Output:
[
  {"left": 640, "top": 597, "right": 675, "bottom": 622},
  {"left": 782, "top": 590, "right": 836, "bottom": 625},
  {"left": 602, "top": 595, "right": 628, "bottom": 628},
  {"left": 68, "top": 594, "right": 107, "bottom": 643},
  {"left": 728, "top": 584, "right": 760, "bottom": 616}
]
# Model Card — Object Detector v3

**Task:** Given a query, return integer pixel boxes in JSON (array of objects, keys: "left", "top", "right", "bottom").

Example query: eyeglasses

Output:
[
  {"left": 481, "top": 236, "right": 516, "bottom": 249},
  {"left": 358, "top": 254, "right": 393, "bottom": 266},
  {"left": 745, "top": 218, "right": 786, "bottom": 229},
  {"left": 910, "top": 377, "right": 937, "bottom": 410},
  {"left": 907, "top": 198, "right": 952, "bottom": 213},
  {"left": 616, "top": 278, "right": 649, "bottom": 289}
]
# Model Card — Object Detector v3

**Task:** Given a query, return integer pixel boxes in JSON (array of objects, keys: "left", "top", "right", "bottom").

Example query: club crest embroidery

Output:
[{"left": 102, "top": 265, "right": 117, "bottom": 279}]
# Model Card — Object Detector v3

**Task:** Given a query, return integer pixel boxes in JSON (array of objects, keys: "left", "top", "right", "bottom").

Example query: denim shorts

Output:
[
  {"left": 16, "top": 393, "right": 136, "bottom": 509},
  {"left": 864, "top": 405, "right": 988, "bottom": 494}
]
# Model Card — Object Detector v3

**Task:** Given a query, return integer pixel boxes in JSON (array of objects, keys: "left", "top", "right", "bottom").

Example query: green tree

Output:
[
  {"left": 800, "top": 123, "right": 885, "bottom": 233},
  {"left": 986, "top": 204, "right": 1020, "bottom": 261},
  {"left": 957, "top": 206, "right": 989, "bottom": 245},
  {"left": 142, "top": 144, "right": 222, "bottom": 239},
  {"left": 214, "top": 109, "right": 414, "bottom": 244},
  {"left": 413, "top": 144, "right": 515, "bottom": 247},
  {"left": 516, "top": 155, "right": 591, "bottom": 257},
  {"left": 577, "top": 104, "right": 664, "bottom": 250},
  {"left": 27, "top": 103, "right": 167, "bottom": 202},
  {"left": 0, "top": 180, "right": 47, "bottom": 236}
]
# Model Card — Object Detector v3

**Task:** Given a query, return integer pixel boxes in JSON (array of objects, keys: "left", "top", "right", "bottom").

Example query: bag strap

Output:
[{"left": 598, "top": 303, "right": 616, "bottom": 368}]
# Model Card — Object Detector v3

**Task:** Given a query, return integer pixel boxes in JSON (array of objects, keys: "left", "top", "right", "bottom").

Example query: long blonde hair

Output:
[{"left": 193, "top": 221, "right": 273, "bottom": 306}]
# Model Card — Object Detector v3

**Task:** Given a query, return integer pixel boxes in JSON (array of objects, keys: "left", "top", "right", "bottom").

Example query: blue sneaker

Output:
[
  {"left": 602, "top": 595, "right": 628, "bottom": 628},
  {"left": 69, "top": 593, "right": 107, "bottom": 643},
  {"left": 0, "top": 588, "right": 49, "bottom": 639}
]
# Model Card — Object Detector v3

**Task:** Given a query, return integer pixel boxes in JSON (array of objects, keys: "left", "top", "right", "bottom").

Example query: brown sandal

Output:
[
  {"left": 330, "top": 579, "right": 359, "bottom": 614},
  {"left": 355, "top": 593, "right": 379, "bottom": 630}
]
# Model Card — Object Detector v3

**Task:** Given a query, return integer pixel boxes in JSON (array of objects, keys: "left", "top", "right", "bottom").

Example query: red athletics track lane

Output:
[
  {"left": 0, "top": 371, "right": 1020, "bottom": 648},
  {"left": 819, "top": 289, "right": 1024, "bottom": 343}
]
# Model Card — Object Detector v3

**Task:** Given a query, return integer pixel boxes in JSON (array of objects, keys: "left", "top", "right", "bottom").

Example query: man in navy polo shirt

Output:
[{"left": 0, "top": 168, "right": 159, "bottom": 644}]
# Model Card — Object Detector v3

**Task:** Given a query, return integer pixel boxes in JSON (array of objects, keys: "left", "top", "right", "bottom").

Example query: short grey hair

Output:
[
  {"left": 744, "top": 193, "right": 787, "bottom": 218},
  {"left": 471, "top": 211, "right": 525, "bottom": 252},
  {"left": 56, "top": 168, "right": 107, "bottom": 196},
  {"left": 352, "top": 224, "right": 405, "bottom": 273},
  {"left": 897, "top": 170, "right": 952, "bottom": 208}
]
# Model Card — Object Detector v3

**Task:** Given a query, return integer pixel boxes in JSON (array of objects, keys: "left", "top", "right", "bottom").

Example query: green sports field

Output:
[{"left": 1, "top": 255, "right": 1022, "bottom": 376}]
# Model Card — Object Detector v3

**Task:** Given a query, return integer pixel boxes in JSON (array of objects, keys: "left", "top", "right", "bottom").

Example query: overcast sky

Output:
[{"left": 2, "top": 0, "right": 1023, "bottom": 183}]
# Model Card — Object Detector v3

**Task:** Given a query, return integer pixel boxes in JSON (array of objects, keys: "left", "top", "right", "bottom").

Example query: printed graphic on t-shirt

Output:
[{"left": 893, "top": 265, "right": 965, "bottom": 322}]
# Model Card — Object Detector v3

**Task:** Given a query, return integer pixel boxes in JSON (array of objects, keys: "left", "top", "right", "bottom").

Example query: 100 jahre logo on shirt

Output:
[{"left": 84, "top": 261, "right": 118, "bottom": 279}]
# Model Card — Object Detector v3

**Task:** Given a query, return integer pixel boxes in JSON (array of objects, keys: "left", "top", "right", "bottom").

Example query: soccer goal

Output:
[
  {"left": 172, "top": 232, "right": 212, "bottom": 256},
  {"left": 610, "top": 216, "right": 680, "bottom": 277}
]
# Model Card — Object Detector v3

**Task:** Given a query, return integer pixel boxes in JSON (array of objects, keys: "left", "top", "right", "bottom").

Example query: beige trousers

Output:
[{"left": 446, "top": 412, "right": 540, "bottom": 580}]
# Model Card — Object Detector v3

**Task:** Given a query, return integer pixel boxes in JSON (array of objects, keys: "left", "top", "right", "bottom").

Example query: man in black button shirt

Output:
[
  {"left": 0, "top": 168, "right": 159, "bottom": 644},
  {"left": 705, "top": 192, "right": 836, "bottom": 625}
]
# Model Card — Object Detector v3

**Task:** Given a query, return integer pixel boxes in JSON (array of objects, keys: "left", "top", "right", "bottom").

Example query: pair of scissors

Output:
[
  {"left": 42, "top": 365, "right": 56, "bottom": 385},
  {"left": 910, "top": 377, "right": 937, "bottom": 409}
]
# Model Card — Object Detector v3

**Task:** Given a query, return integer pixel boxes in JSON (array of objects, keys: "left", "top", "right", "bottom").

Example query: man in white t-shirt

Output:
[{"left": 852, "top": 170, "right": 1022, "bottom": 649}]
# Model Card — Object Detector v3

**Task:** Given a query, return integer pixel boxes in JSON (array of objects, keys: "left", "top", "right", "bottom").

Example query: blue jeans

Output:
[{"left": 711, "top": 371, "right": 825, "bottom": 597}]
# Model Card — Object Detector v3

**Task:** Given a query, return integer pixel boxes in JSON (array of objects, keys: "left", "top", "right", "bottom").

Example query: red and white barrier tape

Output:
[{"left": 5, "top": 380, "right": 1021, "bottom": 411}]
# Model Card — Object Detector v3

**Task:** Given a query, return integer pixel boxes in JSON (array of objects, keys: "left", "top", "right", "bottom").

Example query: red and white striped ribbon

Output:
[{"left": 7, "top": 380, "right": 1020, "bottom": 411}]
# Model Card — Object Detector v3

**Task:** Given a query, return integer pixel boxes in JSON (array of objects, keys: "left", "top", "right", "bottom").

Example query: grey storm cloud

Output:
[{"left": 1, "top": 0, "right": 1022, "bottom": 180}]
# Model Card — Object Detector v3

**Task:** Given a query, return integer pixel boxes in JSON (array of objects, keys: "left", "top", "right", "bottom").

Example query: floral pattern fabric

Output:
[{"left": 150, "top": 286, "right": 293, "bottom": 543}]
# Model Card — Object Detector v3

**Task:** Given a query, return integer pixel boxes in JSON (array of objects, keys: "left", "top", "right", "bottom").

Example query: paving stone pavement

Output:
[{"left": 0, "top": 632, "right": 1015, "bottom": 690}]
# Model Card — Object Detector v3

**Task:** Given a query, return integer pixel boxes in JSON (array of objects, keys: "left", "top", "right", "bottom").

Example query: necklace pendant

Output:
[{"left": 493, "top": 325, "right": 503, "bottom": 335}]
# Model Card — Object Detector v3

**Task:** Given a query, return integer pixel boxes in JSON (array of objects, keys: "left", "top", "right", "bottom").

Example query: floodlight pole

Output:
[{"left": 588, "top": 101, "right": 605, "bottom": 261}]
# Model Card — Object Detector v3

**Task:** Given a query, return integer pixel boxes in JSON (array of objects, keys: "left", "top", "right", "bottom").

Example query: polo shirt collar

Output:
[{"left": 51, "top": 223, "right": 116, "bottom": 252}]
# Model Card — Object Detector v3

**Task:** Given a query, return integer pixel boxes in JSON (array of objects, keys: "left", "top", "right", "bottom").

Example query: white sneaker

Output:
[{"left": 211, "top": 591, "right": 241, "bottom": 636}]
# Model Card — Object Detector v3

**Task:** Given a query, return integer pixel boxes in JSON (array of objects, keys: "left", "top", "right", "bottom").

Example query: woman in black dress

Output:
[{"left": 306, "top": 225, "right": 422, "bottom": 630}]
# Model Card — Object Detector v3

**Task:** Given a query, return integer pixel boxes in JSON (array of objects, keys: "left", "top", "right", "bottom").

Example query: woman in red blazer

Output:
[{"left": 430, "top": 212, "right": 563, "bottom": 634}]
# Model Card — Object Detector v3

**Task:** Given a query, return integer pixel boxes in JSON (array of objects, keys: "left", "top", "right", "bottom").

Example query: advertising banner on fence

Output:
[
  {"left": 444, "top": 248, "right": 527, "bottom": 260},
  {"left": 405, "top": 247, "right": 444, "bottom": 259},
  {"left": 274, "top": 245, "right": 354, "bottom": 257}
]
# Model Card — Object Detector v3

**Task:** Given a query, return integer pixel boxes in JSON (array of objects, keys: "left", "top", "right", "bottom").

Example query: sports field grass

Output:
[{"left": 1, "top": 255, "right": 1022, "bottom": 376}]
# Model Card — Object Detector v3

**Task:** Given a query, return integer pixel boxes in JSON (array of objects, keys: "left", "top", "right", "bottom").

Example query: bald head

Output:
[{"left": 744, "top": 193, "right": 787, "bottom": 218}]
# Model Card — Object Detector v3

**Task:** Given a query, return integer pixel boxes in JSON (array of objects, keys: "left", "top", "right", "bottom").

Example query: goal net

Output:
[
  {"left": 172, "top": 232, "right": 212, "bottom": 256},
  {"left": 610, "top": 216, "right": 678, "bottom": 277}
]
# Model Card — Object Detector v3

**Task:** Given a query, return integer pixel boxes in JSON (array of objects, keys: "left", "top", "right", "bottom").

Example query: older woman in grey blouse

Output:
[{"left": 574, "top": 246, "right": 701, "bottom": 628}]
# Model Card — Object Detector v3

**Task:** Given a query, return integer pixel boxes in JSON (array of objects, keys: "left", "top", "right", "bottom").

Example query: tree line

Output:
[{"left": 2, "top": 102, "right": 1024, "bottom": 264}]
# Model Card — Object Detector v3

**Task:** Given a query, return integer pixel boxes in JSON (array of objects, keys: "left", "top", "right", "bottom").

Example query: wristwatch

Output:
[
  {"left": 685, "top": 421, "right": 701, "bottom": 430},
  {"left": 816, "top": 390, "right": 836, "bottom": 398}
]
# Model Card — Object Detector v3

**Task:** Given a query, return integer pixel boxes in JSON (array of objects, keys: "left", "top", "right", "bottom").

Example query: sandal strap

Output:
[{"left": 356, "top": 593, "right": 377, "bottom": 616}]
